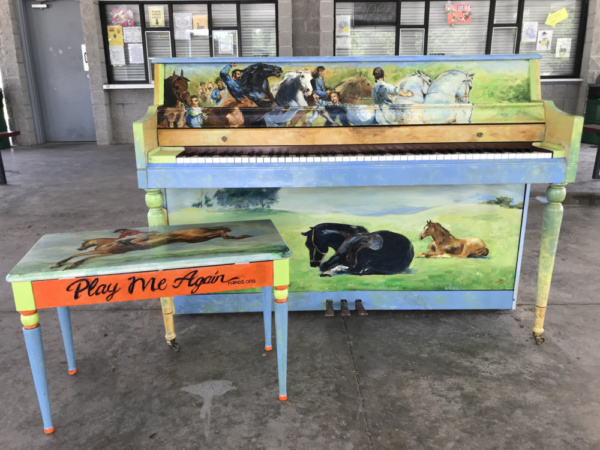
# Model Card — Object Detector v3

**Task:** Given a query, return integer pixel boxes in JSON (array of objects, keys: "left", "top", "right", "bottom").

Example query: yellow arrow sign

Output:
[{"left": 546, "top": 8, "right": 568, "bottom": 27}]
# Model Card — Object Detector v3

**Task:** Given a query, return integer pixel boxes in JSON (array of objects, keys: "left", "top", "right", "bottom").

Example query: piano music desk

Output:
[{"left": 6, "top": 220, "right": 291, "bottom": 434}]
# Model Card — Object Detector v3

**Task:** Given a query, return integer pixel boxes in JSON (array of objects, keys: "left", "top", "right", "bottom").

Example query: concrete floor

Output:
[{"left": 1, "top": 143, "right": 599, "bottom": 449}]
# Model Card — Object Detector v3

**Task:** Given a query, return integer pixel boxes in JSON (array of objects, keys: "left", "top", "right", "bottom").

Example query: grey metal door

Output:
[{"left": 23, "top": 0, "right": 95, "bottom": 142}]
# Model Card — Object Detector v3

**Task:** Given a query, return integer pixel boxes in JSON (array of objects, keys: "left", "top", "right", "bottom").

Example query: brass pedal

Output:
[
  {"left": 325, "top": 300, "right": 334, "bottom": 317},
  {"left": 341, "top": 299, "right": 351, "bottom": 317},
  {"left": 355, "top": 299, "right": 368, "bottom": 316}
]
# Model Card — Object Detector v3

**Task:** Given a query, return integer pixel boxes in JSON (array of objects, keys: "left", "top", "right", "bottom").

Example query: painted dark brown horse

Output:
[
  {"left": 51, "top": 227, "right": 251, "bottom": 270},
  {"left": 418, "top": 221, "right": 489, "bottom": 258},
  {"left": 158, "top": 71, "right": 192, "bottom": 128}
]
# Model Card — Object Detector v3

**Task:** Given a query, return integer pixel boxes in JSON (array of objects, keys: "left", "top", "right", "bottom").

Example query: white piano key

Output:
[{"left": 307, "top": 156, "right": 314, "bottom": 163}]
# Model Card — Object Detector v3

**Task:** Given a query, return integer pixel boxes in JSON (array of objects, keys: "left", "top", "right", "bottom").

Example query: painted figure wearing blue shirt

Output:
[
  {"left": 311, "top": 66, "right": 328, "bottom": 100},
  {"left": 372, "top": 67, "right": 413, "bottom": 124},
  {"left": 220, "top": 64, "right": 245, "bottom": 100},
  {"left": 185, "top": 96, "right": 204, "bottom": 128},
  {"left": 211, "top": 78, "right": 227, "bottom": 105}
]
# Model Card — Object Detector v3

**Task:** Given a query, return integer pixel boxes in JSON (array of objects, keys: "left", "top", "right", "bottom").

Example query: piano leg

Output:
[
  {"left": 145, "top": 189, "right": 179, "bottom": 350},
  {"left": 533, "top": 183, "right": 566, "bottom": 344}
]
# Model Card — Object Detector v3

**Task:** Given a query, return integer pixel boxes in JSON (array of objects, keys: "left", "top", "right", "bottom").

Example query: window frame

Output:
[
  {"left": 333, "top": 0, "right": 588, "bottom": 79},
  {"left": 100, "top": 0, "right": 279, "bottom": 84}
]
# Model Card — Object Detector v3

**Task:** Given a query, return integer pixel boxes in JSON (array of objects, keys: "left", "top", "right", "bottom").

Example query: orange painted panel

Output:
[{"left": 32, "top": 262, "right": 273, "bottom": 309}]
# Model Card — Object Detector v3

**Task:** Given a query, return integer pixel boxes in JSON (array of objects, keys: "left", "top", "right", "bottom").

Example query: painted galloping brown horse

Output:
[
  {"left": 51, "top": 227, "right": 252, "bottom": 270},
  {"left": 418, "top": 221, "right": 489, "bottom": 258},
  {"left": 158, "top": 71, "right": 191, "bottom": 128}
]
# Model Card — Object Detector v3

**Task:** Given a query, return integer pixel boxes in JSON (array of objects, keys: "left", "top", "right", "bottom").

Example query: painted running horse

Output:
[
  {"left": 418, "top": 221, "right": 489, "bottom": 258},
  {"left": 51, "top": 227, "right": 252, "bottom": 270}
]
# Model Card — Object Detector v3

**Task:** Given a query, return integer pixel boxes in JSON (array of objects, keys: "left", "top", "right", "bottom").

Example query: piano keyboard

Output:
[{"left": 174, "top": 143, "right": 553, "bottom": 164}]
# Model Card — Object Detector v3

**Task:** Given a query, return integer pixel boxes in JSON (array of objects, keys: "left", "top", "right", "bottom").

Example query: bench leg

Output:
[
  {"left": 160, "top": 297, "right": 179, "bottom": 351},
  {"left": 21, "top": 310, "right": 54, "bottom": 434},
  {"left": 57, "top": 307, "right": 77, "bottom": 375},
  {"left": 533, "top": 183, "right": 566, "bottom": 344},
  {"left": 262, "top": 287, "right": 273, "bottom": 351},
  {"left": 274, "top": 286, "right": 288, "bottom": 401}
]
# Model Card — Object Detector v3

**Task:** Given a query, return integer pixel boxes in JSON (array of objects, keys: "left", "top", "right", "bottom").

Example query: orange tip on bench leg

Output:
[
  {"left": 279, "top": 394, "right": 287, "bottom": 401},
  {"left": 44, "top": 426, "right": 55, "bottom": 434},
  {"left": 265, "top": 346, "right": 272, "bottom": 351},
  {"left": 68, "top": 369, "right": 77, "bottom": 375}
]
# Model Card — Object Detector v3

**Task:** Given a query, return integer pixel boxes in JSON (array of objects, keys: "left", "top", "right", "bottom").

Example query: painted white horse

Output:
[
  {"left": 392, "top": 70, "right": 432, "bottom": 124},
  {"left": 346, "top": 71, "right": 433, "bottom": 126},
  {"left": 265, "top": 70, "right": 313, "bottom": 127},
  {"left": 421, "top": 70, "right": 474, "bottom": 124}
]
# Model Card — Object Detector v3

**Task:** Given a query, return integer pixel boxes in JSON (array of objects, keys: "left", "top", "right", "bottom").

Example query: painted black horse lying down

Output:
[{"left": 302, "top": 223, "right": 414, "bottom": 276}]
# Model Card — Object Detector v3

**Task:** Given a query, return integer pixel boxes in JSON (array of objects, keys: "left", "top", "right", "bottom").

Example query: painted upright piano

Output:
[{"left": 133, "top": 55, "right": 582, "bottom": 343}]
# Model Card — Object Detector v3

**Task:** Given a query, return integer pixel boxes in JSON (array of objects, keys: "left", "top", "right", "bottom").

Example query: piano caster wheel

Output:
[
  {"left": 325, "top": 300, "right": 334, "bottom": 317},
  {"left": 167, "top": 340, "right": 181, "bottom": 352},
  {"left": 533, "top": 333, "right": 545, "bottom": 345}
]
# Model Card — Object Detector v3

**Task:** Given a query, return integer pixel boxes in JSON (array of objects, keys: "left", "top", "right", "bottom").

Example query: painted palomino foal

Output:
[{"left": 418, "top": 221, "right": 489, "bottom": 258}]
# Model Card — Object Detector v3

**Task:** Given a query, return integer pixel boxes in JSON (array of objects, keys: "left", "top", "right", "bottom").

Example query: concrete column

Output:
[
  {"left": 81, "top": 0, "right": 113, "bottom": 145},
  {"left": 0, "top": 0, "right": 37, "bottom": 146},
  {"left": 278, "top": 0, "right": 293, "bottom": 56}
]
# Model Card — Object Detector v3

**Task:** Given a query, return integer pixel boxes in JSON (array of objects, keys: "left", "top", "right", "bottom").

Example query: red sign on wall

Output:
[{"left": 447, "top": 2, "right": 472, "bottom": 25}]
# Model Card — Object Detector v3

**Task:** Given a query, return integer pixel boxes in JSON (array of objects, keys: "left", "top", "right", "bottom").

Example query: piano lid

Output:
[{"left": 154, "top": 54, "right": 544, "bottom": 130}]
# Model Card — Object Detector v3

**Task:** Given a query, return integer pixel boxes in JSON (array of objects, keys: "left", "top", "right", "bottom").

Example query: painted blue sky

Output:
[{"left": 169, "top": 185, "right": 526, "bottom": 216}]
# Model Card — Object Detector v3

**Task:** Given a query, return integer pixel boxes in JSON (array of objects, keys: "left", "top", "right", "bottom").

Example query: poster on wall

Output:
[
  {"left": 214, "top": 30, "right": 235, "bottom": 55},
  {"left": 192, "top": 15, "right": 209, "bottom": 36},
  {"left": 555, "top": 38, "right": 572, "bottom": 58},
  {"left": 128, "top": 43, "right": 144, "bottom": 64},
  {"left": 545, "top": 7, "right": 568, "bottom": 27},
  {"left": 107, "top": 26, "right": 124, "bottom": 46},
  {"left": 148, "top": 6, "right": 165, "bottom": 27},
  {"left": 111, "top": 7, "right": 134, "bottom": 27},
  {"left": 174, "top": 13, "right": 193, "bottom": 40},
  {"left": 109, "top": 47, "right": 126, "bottom": 66},
  {"left": 352, "top": 2, "right": 396, "bottom": 26},
  {"left": 522, "top": 22, "right": 538, "bottom": 42},
  {"left": 536, "top": 30, "right": 553, "bottom": 51},
  {"left": 447, "top": 2, "right": 472, "bottom": 26},
  {"left": 123, "top": 26, "right": 142, "bottom": 43}
]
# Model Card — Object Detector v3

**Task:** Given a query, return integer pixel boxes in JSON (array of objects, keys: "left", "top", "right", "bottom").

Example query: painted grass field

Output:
[{"left": 169, "top": 203, "right": 523, "bottom": 292}]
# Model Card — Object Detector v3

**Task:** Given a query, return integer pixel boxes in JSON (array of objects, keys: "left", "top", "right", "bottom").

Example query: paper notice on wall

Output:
[
  {"left": 336, "top": 16, "right": 351, "bottom": 36},
  {"left": 111, "top": 7, "right": 134, "bottom": 27},
  {"left": 522, "top": 22, "right": 538, "bottom": 42},
  {"left": 174, "top": 13, "right": 193, "bottom": 41},
  {"left": 123, "top": 26, "right": 142, "bottom": 43},
  {"left": 546, "top": 8, "right": 568, "bottom": 27},
  {"left": 148, "top": 7, "right": 164, "bottom": 27},
  {"left": 109, "top": 46, "right": 126, "bottom": 65},
  {"left": 192, "top": 15, "right": 209, "bottom": 36},
  {"left": 536, "top": 30, "right": 553, "bottom": 51},
  {"left": 216, "top": 31, "right": 234, "bottom": 55},
  {"left": 107, "top": 26, "right": 124, "bottom": 46},
  {"left": 128, "top": 43, "right": 144, "bottom": 64},
  {"left": 555, "top": 38, "right": 572, "bottom": 58}
]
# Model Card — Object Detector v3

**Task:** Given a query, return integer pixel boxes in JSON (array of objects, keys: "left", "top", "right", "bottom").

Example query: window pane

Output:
[
  {"left": 335, "top": 2, "right": 397, "bottom": 56},
  {"left": 428, "top": 1, "right": 490, "bottom": 55},
  {"left": 519, "top": 0, "right": 582, "bottom": 76},
  {"left": 173, "top": 4, "right": 210, "bottom": 58},
  {"left": 491, "top": 27, "right": 517, "bottom": 54},
  {"left": 146, "top": 31, "right": 172, "bottom": 81},
  {"left": 494, "top": 0, "right": 518, "bottom": 24},
  {"left": 240, "top": 3, "right": 277, "bottom": 57},
  {"left": 211, "top": 4, "right": 237, "bottom": 28},
  {"left": 401, "top": 1, "right": 425, "bottom": 26},
  {"left": 144, "top": 4, "right": 169, "bottom": 28},
  {"left": 104, "top": 4, "right": 145, "bottom": 82},
  {"left": 213, "top": 30, "right": 239, "bottom": 57},
  {"left": 399, "top": 28, "right": 425, "bottom": 55}
]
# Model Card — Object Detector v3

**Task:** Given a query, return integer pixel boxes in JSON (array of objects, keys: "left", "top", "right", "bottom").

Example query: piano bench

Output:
[{"left": 6, "top": 219, "right": 291, "bottom": 434}]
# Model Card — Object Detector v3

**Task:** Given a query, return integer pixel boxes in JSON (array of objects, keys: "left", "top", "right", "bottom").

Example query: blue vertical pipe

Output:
[
  {"left": 23, "top": 326, "right": 53, "bottom": 433},
  {"left": 57, "top": 307, "right": 77, "bottom": 374},
  {"left": 261, "top": 287, "right": 273, "bottom": 351},
  {"left": 274, "top": 300, "right": 288, "bottom": 400}
]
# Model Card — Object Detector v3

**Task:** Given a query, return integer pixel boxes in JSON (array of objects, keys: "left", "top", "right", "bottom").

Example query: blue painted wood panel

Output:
[{"left": 145, "top": 159, "right": 567, "bottom": 189}]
